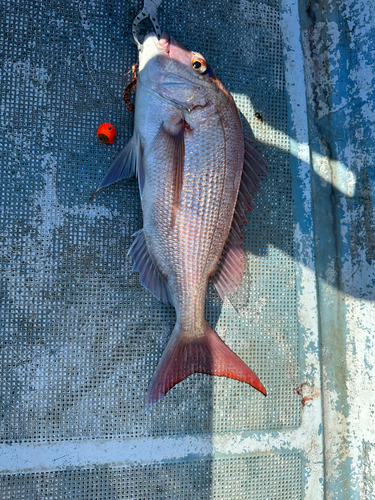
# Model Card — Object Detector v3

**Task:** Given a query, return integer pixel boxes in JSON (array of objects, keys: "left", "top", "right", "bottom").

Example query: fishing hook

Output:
[{"left": 132, "top": 0, "right": 163, "bottom": 50}]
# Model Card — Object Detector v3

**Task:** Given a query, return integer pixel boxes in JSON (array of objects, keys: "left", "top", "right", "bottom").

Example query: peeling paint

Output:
[
  {"left": 299, "top": 0, "right": 375, "bottom": 497},
  {"left": 362, "top": 440, "right": 375, "bottom": 499},
  {"left": 4, "top": 60, "right": 51, "bottom": 87},
  {"left": 233, "top": 92, "right": 355, "bottom": 200}
]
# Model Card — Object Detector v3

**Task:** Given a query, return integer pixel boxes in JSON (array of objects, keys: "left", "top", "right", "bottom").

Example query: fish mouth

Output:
[
  {"left": 140, "top": 32, "right": 193, "bottom": 67},
  {"left": 158, "top": 32, "right": 170, "bottom": 54},
  {"left": 158, "top": 33, "right": 193, "bottom": 67}
]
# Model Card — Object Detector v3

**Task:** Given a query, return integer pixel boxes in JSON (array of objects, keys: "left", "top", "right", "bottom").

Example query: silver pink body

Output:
[
  {"left": 137, "top": 34, "right": 243, "bottom": 337},
  {"left": 95, "top": 33, "right": 266, "bottom": 408}
]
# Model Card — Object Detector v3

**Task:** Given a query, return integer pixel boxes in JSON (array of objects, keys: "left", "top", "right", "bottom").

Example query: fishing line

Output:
[
  {"left": 81, "top": 35, "right": 111, "bottom": 123},
  {"left": 76, "top": 0, "right": 120, "bottom": 143},
  {"left": 81, "top": 25, "right": 137, "bottom": 141},
  {"left": 76, "top": 0, "right": 152, "bottom": 142}
]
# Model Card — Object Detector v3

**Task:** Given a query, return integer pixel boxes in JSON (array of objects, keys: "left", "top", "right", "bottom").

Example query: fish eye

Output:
[{"left": 192, "top": 56, "right": 207, "bottom": 74}]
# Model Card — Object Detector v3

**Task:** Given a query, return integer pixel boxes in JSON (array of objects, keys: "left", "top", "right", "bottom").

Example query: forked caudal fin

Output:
[{"left": 146, "top": 322, "right": 266, "bottom": 411}]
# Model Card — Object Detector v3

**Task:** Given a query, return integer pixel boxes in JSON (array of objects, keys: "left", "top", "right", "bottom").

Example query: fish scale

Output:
[
  {"left": 92, "top": 32, "right": 268, "bottom": 409},
  {"left": 147, "top": 119, "right": 226, "bottom": 301}
]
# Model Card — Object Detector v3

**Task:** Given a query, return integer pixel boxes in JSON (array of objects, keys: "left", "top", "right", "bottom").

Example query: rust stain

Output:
[{"left": 295, "top": 382, "right": 320, "bottom": 408}]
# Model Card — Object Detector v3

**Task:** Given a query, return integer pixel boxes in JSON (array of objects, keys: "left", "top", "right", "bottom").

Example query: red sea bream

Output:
[{"left": 93, "top": 32, "right": 268, "bottom": 410}]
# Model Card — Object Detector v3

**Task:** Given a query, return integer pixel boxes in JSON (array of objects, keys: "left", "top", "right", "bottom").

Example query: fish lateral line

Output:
[{"left": 152, "top": 120, "right": 186, "bottom": 232}]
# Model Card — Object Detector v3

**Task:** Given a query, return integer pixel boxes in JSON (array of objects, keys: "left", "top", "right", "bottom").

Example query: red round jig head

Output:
[{"left": 97, "top": 123, "right": 116, "bottom": 144}]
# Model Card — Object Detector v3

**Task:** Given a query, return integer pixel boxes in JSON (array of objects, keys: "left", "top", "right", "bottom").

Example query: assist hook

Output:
[{"left": 132, "top": 0, "right": 164, "bottom": 50}]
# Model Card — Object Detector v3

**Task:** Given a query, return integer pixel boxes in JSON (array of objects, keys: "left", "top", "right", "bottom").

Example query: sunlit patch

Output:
[{"left": 232, "top": 92, "right": 357, "bottom": 199}]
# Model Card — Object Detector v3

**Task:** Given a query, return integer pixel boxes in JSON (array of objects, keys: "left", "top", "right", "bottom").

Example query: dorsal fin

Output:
[
  {"left": 212, "top": 229, "right": 245, "bottom": 299},
  {"left": 244, "top": 136, "right": 269, "bottom": 176},
  {"left": 128, "top": 229, "right": 172, "bottom": 305},
  {"left": 212, "top": 136, "right": 268, "bottom": 300}
]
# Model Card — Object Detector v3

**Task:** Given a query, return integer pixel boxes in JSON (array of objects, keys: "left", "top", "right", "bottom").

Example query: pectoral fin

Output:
[{"left": 89, "top": 133, "right": 144, "bottom": 204}]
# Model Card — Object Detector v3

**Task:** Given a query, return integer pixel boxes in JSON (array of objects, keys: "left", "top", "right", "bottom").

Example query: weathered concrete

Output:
[{"left": 299, "top": 0, "right": 375, "bottom": 497}]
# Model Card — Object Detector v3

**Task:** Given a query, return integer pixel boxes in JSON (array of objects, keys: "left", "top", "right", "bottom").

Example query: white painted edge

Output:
[{"left": 0, "top": 402, "right": 319, "bottom": 475}]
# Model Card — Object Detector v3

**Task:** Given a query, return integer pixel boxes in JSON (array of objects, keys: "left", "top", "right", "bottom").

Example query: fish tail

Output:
[{"left": 146, "top": 322, "right": 266, "bottom": 412}]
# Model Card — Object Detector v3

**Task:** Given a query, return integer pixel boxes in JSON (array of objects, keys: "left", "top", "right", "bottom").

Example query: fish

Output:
[{"left": 92, "top": 32, "right": 268, "bottom": 410}]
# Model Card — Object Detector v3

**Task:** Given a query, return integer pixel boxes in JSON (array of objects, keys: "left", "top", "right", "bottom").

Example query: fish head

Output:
[{"left": 138, "top": 33, "right": 232, "bottom": 112}]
